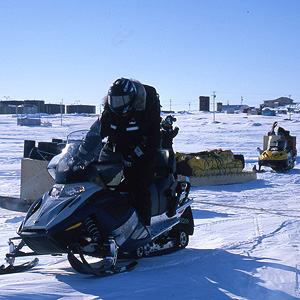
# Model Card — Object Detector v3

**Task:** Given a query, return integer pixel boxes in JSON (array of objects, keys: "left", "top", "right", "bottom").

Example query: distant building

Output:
[
  {"left": 0, "top": 104, "right": 17, "bottom": 114},
  {"left": 17, "top": 116, "right": 41, "bottom": 126},
  {"left": 277, "top": 107, "right": 288, "bottom": 114},
  {"left": 262, "top": 97, "right": 293, "bottom": 108},
  {"left": 246, "top": 107, "right": 260, "bottom": 115},
  {"left": 222, "top": 104, "right": 249, "bottom": 113},
  {"left": 24, "top": 100, "right": 45, "bottom": 113},
  {"left": 17, "top": 104, "right": 39, "bottom": 115},
  {"left": 67, "top": 104, "right": 96, "bottom": 114},
  {"left": 0, "top": 100, "right": 23, "bottom": 106},
  {"left": 0, "top": 100, "right": 95, "bottom": 115},
  {"left": 199, "top": 96, "right": 210, "bottom": 111},
  {"left": 45, "top": 103, "right": 65, "bottom": 114},
  {"left": 0, "top": 100, "right": 45, "bottom": 114}
]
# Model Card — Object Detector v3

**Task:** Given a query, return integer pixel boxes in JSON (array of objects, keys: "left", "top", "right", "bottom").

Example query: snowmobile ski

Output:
[
  {"left": 91, "top": 261, "right": 138, "bottom": 277},
  {"left": 67, "top": 246, "right": 137, "bottom": 277},
  {"left": 0, "top": 258, "right": 39, "bottom": 275}
]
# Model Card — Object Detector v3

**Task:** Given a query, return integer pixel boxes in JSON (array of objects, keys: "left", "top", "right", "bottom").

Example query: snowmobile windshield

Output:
[
  {"left": 47, "top": 130, "right": 124, "bottom": 186},
  {"left": 94, "top": 147, "right": 124, "bottom": 188},
  {"left": 46, "top": 131, "right": 87, "bottom": 182},
  {"left": 54, "top": 141, "right": 94, "bottom": 183}
]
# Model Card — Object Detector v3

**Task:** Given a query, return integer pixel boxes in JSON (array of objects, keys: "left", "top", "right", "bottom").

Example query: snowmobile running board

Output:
[
  {"left": 149, "top": 199, "right": 193, "bottom": 240},
  {"left": 150, "top": 218, "right": 180, "bottom": 240}
]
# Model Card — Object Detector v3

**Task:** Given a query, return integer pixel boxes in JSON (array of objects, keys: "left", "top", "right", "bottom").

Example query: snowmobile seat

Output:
[
  {"left": 150, "top": 149, "right": 177, "bottom": 216},
  {"left": 155, "top": 149, "right": 176, "bottom": 178}
]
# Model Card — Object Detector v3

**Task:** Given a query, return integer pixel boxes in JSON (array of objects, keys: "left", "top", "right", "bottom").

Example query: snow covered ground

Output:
[{"left": 0, "top": 111, "right": 300, "bottom": 299}]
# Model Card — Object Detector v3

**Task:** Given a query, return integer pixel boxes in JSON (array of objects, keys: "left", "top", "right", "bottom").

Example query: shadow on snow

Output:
[{"left": 45, "top": 249, "right": 299, "bottom": 300}]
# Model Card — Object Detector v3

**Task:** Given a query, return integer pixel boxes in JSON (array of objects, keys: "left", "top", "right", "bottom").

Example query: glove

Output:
[{"left": 70, "top": 155, "right": 86, "bottom": 171}]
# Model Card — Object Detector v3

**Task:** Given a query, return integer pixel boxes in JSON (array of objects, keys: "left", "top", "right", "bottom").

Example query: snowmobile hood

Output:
[
  {"left": 259, "top": 149, "right": 291, "bottom": 161},
  {"left": 20, "top": 182, "right": 103, "bottom": 232}
]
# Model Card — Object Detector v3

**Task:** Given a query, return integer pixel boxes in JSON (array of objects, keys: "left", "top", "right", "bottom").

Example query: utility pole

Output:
[
  {"left": 188, "top": 102, "right": 191, "bottom": 111},
  {"left": 212, "top": 91, "right": 216, "bottom": 122},
  {"left": 60, "top": 98, "right": 63, "bottom": 126},
  {"left": 169, "top": 99, "right": 172, "bottom": 112}
]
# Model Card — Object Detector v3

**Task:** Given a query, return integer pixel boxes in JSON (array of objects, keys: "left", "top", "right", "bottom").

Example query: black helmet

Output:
[{"left": 108, "top": 78, "right": 137, "bottom": 116}]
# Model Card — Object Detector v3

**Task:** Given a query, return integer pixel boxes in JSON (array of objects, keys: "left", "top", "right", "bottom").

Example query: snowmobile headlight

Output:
[
  {"left": 49, "top": 186, "right": 64, "bottom": 197},
  {"left": 64, "top": 186, "right": 85, "bottom": 196}
]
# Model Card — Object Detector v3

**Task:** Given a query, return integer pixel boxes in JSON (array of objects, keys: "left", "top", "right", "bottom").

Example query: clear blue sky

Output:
[{"left": 0, "top": 0, "right": 299, "bottom": 112}]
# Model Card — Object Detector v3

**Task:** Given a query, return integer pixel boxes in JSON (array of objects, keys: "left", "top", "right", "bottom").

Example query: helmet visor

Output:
[
  {"left": 108, "top": 95, "right": 133, "bottom": 115},
  {"left": 108, "top": 95, "right": 131, "bottom": 108}
]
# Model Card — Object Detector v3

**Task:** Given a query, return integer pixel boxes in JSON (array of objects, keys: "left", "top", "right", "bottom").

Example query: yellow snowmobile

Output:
[{"left": 258, "top": 121, "right": 296, "bottom": 171}]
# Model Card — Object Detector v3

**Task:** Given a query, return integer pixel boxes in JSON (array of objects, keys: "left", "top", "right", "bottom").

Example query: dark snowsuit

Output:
[
  {"left": 79, "top": 84, "right": 161, "bottom": 225},
  {"left": 161, "top": 126, "right": 179, "bottom": 151}
]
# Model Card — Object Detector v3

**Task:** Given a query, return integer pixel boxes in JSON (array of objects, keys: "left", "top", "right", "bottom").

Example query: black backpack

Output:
[{"left": 143, "top": 85, "right": 161, "bottom": 117}]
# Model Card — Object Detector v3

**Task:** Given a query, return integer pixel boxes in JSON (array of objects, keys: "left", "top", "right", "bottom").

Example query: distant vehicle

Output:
[
  {"left": 261, "top": 107, "right": 276, "bottom": 116},
  {"left": 257, "top": 121, "right": 296, "bottom": 171}
]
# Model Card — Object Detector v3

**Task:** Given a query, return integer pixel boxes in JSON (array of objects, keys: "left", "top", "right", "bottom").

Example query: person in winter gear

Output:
[
  {"left": 76, "top": 78, "right": 161, "bottom": 225},
  {"left": 161, "top": 115, "right": 179, "bottom": 151}
]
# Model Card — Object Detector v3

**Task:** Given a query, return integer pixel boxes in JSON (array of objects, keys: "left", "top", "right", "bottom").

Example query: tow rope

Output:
[{"left": 195, "top": 200, "right": 300, "bottom": 218}]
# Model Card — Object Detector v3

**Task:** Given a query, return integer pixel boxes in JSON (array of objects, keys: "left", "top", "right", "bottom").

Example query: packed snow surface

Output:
[{"left": 0, "top": 112, "right": 300, "bottom": 299}]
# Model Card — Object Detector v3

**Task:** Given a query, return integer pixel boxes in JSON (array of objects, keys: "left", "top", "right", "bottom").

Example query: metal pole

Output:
[
  {"left": 60, "top": 98, "right": 63, "bottom": 126},
  {"left": 212, "top": 91, "right": 216, "bottom": 122}
]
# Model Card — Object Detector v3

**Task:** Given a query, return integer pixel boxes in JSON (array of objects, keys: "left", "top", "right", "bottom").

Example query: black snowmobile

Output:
[{"left": 0, "top": 131, "right": 193, "bottom": 276}]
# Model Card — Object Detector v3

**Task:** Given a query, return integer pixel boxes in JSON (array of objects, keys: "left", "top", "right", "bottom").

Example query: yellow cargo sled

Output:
[{"left": 176, "top": 149, "right": 257, "bottom": 186}]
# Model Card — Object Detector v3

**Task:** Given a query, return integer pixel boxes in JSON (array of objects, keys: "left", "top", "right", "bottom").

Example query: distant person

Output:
[{"left": 161, "top": 115, "right": 179, "bottom": 151}]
